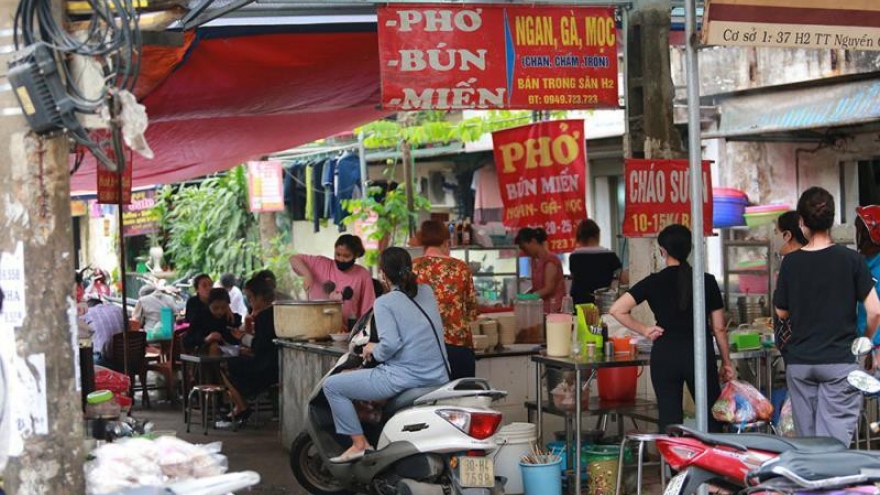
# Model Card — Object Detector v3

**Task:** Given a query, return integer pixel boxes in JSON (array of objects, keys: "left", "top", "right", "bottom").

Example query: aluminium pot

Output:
[{"left": 274, "top": 300, "right": 344, "bottom": 340}]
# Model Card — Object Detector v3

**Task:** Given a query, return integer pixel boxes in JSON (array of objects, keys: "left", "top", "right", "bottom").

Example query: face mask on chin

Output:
[{"left": 335, "top": 259, "right": 356, "bottom": 272}]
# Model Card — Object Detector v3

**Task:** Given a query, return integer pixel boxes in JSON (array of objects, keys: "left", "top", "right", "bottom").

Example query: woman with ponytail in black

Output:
[
  {"left": 322, "top": 247, "right": 451, "bottom": 463},
  {"left": 610, "top": 224, "right": 734, "bottom": 432}
]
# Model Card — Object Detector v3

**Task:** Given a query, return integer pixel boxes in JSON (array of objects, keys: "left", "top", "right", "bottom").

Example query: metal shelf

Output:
[{"left": 721, "top": 228, "right": 774, "bottom": 324}]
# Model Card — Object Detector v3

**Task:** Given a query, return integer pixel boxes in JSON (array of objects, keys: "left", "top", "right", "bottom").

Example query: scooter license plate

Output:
[
  {"left": 664, "top": 471, "right": 688, "bottom": 495},
  {"left": 458, "top": 456, "right": 495, "bottom": 488}
]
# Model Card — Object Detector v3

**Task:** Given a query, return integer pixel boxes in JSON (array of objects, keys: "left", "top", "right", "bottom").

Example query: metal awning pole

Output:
[{"left": 685, "top": 0, "right": 708, "bottom": 432}]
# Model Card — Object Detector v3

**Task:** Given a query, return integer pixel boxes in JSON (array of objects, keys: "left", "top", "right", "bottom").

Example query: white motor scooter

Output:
[{"left": 289, "top": 357, "right": 509, "bottom": 495}]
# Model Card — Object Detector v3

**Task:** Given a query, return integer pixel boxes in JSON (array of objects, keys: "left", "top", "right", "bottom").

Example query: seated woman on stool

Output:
[
  {"left": 222, "top": 272, "right": 279, "bottom": 423},
  {"left": 323, "top": 247, "right": 450, "bottom": 463},
  {"left": 183, "top": 288, "right": 242, "bottom": 355}
]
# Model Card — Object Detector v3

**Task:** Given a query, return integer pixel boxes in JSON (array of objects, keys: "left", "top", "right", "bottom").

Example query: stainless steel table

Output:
[{"left": 532, "top": 353, "right": 651, "bottom": 495}]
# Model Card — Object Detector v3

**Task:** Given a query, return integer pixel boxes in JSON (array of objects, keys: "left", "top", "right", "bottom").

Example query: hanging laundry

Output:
[
  {"left": 472, "top": 164, "right": 504, "bottom": 224},
  {"left": 321, "top": 158, "right": 336, "bottom": 221},
  {"left": 335, "top": 152, "right": 362, "bottom": 223},
  {"left": 305, "top": 164, "right": 314, "bottom": 222},
  {"left": 283, "top": 162, "right": 308, "bottom": 221}
]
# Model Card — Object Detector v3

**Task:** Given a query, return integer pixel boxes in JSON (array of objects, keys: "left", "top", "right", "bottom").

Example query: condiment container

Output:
[
  {"left": 545, "top": 313, "right": 572, "bottom": 357},
  {"left": 515, "top": 294, "right": 544, "bottom": 344}
]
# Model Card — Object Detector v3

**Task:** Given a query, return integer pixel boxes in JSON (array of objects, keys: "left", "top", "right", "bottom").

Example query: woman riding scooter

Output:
[{"left": 322, "top": 247, "right": 450, "bottom": 463}]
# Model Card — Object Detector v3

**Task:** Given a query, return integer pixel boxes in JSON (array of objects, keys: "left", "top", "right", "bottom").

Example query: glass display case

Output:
[
  {"left": 449, "top": 246, "right": 521, "bottom": 307},
  {"left": 721, "top": 227, "right": 774, "bottom": 324}
]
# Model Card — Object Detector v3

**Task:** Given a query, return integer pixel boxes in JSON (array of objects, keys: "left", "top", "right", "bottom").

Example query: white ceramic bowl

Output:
[{"left": 330, "top": 333, "right": 349, "bottom": 343}]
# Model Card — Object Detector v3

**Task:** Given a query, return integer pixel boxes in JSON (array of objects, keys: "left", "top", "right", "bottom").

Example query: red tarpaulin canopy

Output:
[{"left": 70, "top": 27, "right": 386, "bottom": 193}]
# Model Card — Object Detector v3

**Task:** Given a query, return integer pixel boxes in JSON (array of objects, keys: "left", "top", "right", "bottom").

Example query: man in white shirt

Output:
[{"left": 218, "top": 273, "right": 248, "bottom": 320}]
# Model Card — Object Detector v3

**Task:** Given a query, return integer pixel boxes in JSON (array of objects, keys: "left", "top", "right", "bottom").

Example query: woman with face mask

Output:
[
  {"left": 609, "top": 224, "right": 734, "bottom": 433},
  {"left": 289, "top": 234, "right": 376, "bottom": 324},
  {"left": 773, "top": 211, "right": 808, "bottom": 358}
]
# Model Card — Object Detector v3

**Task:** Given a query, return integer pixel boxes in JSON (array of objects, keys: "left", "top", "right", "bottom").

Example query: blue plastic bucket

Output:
[
  {"left": 159, "top": 307, "right": 174, "bottom": 339},
  {"left": 521, "top": 459, "right": 563, "bottom": 495}
]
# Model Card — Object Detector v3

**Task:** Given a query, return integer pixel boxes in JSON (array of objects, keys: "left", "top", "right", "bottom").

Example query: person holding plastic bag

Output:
[
  {"left": 610, "top": 224, "right": 734, "bottom": 433},
  {"left": 774, "top": 187, "right": 880, "bottom": 444},
  {"left": 711, "top": 379, "right": 774, "bottom": 425}
]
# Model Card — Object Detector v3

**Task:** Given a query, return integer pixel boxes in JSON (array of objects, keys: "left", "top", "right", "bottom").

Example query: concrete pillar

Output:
[{"left": 0, "top": 134, "right": 87, "bottom": 492}]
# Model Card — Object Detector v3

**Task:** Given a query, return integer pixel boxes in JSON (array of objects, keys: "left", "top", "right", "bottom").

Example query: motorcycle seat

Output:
[
  {"left": 753, "top": 450, "right": 880, "bottom": 484},
  {"left": 670, "top": 425, "right": 846, "bottom": 453},
  {"left": 383, "top": 386, "right": 439, "bottom": 416},
  {"left": 727, "top": 434, "right": 846, "bottom": 454}
]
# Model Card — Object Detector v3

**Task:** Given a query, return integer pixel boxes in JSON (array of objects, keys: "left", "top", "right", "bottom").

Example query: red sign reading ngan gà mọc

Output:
[
  {"left": 492, "top": 120, "right": 588, "bottom": 253},
  {"left": 622, "top": 159, "right": 714, "bottom": 237},
  {"left": 378, "top": 5, "right": 619, "bottom": 110}
]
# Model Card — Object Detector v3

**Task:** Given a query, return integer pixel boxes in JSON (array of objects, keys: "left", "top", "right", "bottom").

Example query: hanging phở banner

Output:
[
  {"left": 703, "top": 0, "right": 880, "bottom": 51},
  {"left": 492, "top": 120, "right": 587, "bottom": 253},
  {"left": 378, "top": 4, "right": 619, "bottom": 110},
  {"left": 122, "top": 189, "right": 160, "bottom": 237},
  {"left": 622, "top": 159, "right": 713, "bottom": 237},
  {"left": 247, "top": 161, "right": 284, "bottom": 213}
]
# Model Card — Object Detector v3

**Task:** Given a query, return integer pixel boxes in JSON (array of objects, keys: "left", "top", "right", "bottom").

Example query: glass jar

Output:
[
  {"left": 514, "top": 294, "right": 544, "bottom": 343},
  {"left": 85, "top": 389, "right": 121, "bottom": 419}
]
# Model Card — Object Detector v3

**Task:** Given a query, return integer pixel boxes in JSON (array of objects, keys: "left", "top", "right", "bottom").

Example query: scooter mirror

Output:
[
  {"left": 847, "top": 369, "right": 880, "bottom": 395},
  {"left": 852, "top": 336, "right": 873, "bottom": 356}
]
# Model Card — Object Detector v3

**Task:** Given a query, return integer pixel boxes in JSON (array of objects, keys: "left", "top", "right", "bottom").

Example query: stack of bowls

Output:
[
  {"left": 744, "top": 204, "right": 789, "bottom": 228},
  {"left": 713, "top": 188, "right": 749, "bottom": 228},
  {"left": 480, "top": 320, "right": 499, "bottom": 349},
  {"left": 494, "top": 313, "right": 517, "bottom": 346},
  {"left": 472, "top": 334, "right": 489, "bottom": 352}
]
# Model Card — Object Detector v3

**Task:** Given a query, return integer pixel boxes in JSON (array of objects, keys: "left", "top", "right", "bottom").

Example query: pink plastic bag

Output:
[{"left": 712, "top": 380, "right": 773, "bottom": 424}]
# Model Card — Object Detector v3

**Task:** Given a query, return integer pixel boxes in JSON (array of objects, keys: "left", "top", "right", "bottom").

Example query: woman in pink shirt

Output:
[
  {"left": 516, "top": 227, "right": 566, "bottom": 313},
  {"left": 289, "top": 235, "right": 376, "bottom": 326}
]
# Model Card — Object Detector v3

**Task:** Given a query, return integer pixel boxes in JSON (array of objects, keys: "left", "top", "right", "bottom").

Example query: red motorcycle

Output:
[
  {"left": 661, "top": 338, "right": 879, "bottom": 495},
  {"left": 657, "top": 425, "right": 846, "bottom": 495}
]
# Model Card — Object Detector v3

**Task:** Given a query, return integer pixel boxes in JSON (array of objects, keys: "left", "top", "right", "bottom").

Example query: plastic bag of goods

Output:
[
  {"left": 711, "top": 380, "right": 773, "bottom": 424},
  {"left": 85, "top": 436, "right": 228, "bottom": 494},
  {"left": 777, "top": 397, "right": 794, "bottom": 437}
]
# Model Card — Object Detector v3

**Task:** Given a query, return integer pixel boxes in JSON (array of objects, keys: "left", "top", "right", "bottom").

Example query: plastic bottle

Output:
[
  {"left": 448, "top": 222, "right": 457, "bottom": 247},
  {"left": 462, "top": 217, "right": 472, "bottom": 245},
  {"left": 560, "top": 294, "right": 574, "bottom": 315}
]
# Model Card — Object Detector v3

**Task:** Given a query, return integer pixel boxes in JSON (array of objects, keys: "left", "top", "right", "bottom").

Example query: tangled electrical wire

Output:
[{"left": 13, "top": 0, "right": 143, "bottom": 173}]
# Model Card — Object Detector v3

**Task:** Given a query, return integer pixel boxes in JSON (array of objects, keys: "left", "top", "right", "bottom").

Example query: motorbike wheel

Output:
[{"left": 290, "top": 432, "right": 354, "bottom": 495}]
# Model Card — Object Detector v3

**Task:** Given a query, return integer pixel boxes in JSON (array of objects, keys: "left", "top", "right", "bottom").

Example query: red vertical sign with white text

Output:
[
  {"left": 622, "top": 159, "right": 713, "bottom": 237},
  {"left": 492, "top": 120, "right": 588, "bottom": 253}
]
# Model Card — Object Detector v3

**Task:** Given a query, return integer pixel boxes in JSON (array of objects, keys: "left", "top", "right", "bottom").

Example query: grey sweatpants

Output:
[{"left": 786, "top": 363, "right": 860, "bottom": 445}]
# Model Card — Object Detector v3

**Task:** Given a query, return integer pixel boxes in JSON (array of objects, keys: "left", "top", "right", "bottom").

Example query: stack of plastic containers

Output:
[{"left": 713, "top": 188, "right": 749, "bottom": 228}]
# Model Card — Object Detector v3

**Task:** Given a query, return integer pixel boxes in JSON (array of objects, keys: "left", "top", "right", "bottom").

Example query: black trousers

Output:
[
  {"left": 446, "top": 344, "right": 476, "bottom": 380},
  {"left": 650, "top": 339, "right": 723, "bottom": 433}
]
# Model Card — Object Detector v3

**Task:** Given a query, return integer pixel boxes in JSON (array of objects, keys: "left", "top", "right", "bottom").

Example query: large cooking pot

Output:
[{"left": 274, "top": 300, "right": 343, "bottom": 340}]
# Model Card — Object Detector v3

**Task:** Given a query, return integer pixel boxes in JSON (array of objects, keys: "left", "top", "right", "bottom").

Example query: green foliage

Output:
[
  {"left": 342, "top": 183, "right": 431, "bottom": 265},
  {"left": 357, "top": 110, "right": 571, "bottom": 149},
  {"left": 259, "top": 235, "right": 302, "bottom": 298},
  {"left": 156, "top": 166, "right": 263, "bottom": 278}
]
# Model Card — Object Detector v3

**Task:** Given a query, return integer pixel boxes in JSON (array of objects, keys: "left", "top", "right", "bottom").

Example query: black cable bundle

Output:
[{"left": 12, "top": 0, "right": 143, "bottom": 172}]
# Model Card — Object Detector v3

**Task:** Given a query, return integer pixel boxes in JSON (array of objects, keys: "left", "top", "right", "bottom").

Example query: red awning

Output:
[{"left": 70, "top": 28, "right": 386, "bottom": 193}]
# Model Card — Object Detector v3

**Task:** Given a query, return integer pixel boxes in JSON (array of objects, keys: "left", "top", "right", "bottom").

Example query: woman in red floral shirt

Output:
[{"left": 412, "top": 220, "right": 478, "bottom": 347}]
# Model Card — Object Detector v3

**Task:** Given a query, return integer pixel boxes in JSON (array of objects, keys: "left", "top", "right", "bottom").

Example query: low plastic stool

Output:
[
  {"left": 615, "top": 431, "right": 667, "bottom": 495},
  {"left": 186, "top": 384, "right": 228, "bottom": 435}
]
